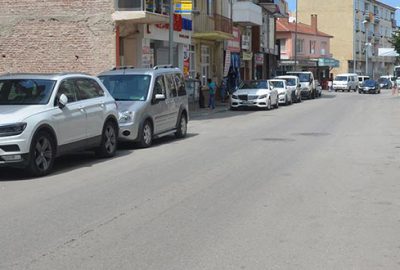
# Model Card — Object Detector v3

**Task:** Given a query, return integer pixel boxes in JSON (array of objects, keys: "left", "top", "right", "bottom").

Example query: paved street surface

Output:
[{"left": 1, "top": 91, "right": 400, "bottom": 270}]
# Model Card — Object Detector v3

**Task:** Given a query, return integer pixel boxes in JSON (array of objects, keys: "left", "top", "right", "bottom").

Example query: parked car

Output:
[
  {"left": 358, "top": 75, "right": 370, "bottom": 87},
  {"left": 230, "top": 80, "right": 278, "bottom": 110},
  {"left": 333, "top": 73, "right": 358, "bottom": 92},
  {"left": 378, "top": 77, "right": 392, "bottom": 89},
  {"left": 286, "top": 71, "right": 317, "bottom": 99},
  {"left": 98, "top": 66, "right": 189, "bottom": 148},
  {"left": 380, "top": 75, "right": 396, "bottom": 86},
  {"left": 268, "top": 79, "right": 292, "bottom": 105},
  {"left": 275, "top": 75, "right": 302, "bottom": 103},
  {"left": 359, "top": 79, "right": 381, "bottom": 94},
  {"left": 0, "top": 73, "right": 119, "bottom": 176}
]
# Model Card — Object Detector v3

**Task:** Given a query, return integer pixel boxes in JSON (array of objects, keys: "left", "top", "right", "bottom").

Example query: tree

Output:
[{"left": 390, "top": 29, "right": 400, "bottom": 56}]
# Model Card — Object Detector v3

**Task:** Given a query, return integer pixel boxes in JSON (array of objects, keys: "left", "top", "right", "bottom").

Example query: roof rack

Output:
[
  {"left": 153, "top": 64, "right": 175, "bottom": 70},
  {"left": 111, "top": 66, "right": 135, "bottom": 70}
]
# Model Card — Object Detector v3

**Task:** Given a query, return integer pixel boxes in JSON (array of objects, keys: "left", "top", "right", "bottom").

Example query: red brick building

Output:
[{"left": 0, "top": 0, "right": 116, "bottom": 75}]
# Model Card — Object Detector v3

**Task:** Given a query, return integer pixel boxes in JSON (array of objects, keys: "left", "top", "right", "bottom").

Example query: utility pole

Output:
[
  {"left": 353, "top": 0, "right": 356, "bottom": 73},
  {"left": 168, "top": 0, "right": 174, "bottom": 65},
  {"left": 294, "top": 0, "right": 298, "bottom": 71}
]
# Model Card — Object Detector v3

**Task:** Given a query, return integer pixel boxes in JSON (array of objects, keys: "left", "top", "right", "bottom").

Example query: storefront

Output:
[{"left": 117, "top": 15, "right": 193, "bottom": 73}]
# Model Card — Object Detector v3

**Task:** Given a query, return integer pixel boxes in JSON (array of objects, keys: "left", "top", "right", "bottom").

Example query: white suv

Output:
[{"left": 0, "top": 73, "right": 119, "bottom": 176}]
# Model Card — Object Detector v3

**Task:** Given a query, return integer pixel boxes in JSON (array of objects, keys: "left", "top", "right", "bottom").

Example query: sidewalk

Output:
[{"left": 189, "top": 101, "right": 229, "bottom": 119}]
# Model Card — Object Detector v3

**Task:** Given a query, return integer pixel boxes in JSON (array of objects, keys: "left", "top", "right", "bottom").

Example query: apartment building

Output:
[{"left": 298, "top": 0, "right": 398, "bottom": 78}]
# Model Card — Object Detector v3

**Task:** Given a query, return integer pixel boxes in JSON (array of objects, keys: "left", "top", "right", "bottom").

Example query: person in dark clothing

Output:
[{"left": 196, "top": 73, "right": 205, "bottom": 108}]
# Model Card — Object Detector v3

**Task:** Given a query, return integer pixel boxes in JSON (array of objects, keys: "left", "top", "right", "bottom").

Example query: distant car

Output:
[
  {"left": 0, "top": 73, "right": 119, "bottom": 176},
  {"left": 333, "top": 73, "right": 358, "bottom": 92},
  {"left": 268, "top": 79, "right": 293, "bottom": 105},
  {"left": 287, "top": 71, "right": 317, "bottom": 99},
  {"left": 275, "top": 75, "right": 302, "bottom": 103},
  {"left": 230, "top": 80, "right": 279, "bottom": 110},
  {"left": 378, "top": 77, "right": 392, "bottom": 89},
  {"left": 359, "top": 79, "right": 381, "bottom": 94}
]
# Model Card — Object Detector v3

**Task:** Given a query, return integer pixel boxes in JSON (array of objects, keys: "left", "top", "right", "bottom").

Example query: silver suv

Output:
[
  {"left": 0, "top": 73, "right": 119, "bottom": 176},
  {"left": 98, "top": 66, "right": 189, "bottom": 147}
]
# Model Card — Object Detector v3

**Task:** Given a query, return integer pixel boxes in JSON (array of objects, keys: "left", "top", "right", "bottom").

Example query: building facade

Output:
[
  {"left": 276, "top": 15, "right": 338, "bottom": 86},
  {"left": 0, "top": 0, "right": 115, "bottom": 74},
  {"left": 297, "top": 0, "right": 398, "bottom": 78}
]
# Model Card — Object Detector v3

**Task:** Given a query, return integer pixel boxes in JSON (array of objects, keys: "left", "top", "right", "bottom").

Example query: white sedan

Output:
[
  {"left": 230, "top": 80, "right": 279, "bottom": 110},
  {"left": 268, "top": 79, "right": 293, "bottom": 105}
]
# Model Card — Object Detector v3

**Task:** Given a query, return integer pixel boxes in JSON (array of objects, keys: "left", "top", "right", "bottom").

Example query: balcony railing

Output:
[
  {"left": 115, "top": 0, "right": 170, "bottom": 15},
  {"left": 214, "top": 14, "right": 232, "bottom": 34}
]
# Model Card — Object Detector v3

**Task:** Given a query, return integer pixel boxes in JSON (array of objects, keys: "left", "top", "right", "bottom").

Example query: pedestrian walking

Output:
[
  {"left": 208, "top": 78, "right": 216, "bottom": 109},
  {"left": 393, "top": 77, "right": 400, "bottom": 96},
  {"left": 196, "top": 73, "right": 205, "bottom": 108}
]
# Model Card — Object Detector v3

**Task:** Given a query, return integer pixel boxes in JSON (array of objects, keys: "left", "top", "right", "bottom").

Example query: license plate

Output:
[{"left": 244, "top": 101, "right": 253, "bottom": 104}]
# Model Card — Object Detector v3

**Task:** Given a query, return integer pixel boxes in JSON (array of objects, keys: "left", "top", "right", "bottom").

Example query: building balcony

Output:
[
  {"left": 192, "top": 13, "right": 233, "bottom": 41},
  {"left": 232, "top": 1, "right": 262, "bottom": 26},
  {"left": 112, "top": 0, "right": 169, "bottom": 24},
  {"left": 258, "top": 0, "right": 289, "bottom": 17}
]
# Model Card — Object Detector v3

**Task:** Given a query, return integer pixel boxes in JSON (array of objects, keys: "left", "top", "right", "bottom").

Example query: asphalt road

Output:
[{"left": 1, "top": 91, "right": 400, "bottom": 270}]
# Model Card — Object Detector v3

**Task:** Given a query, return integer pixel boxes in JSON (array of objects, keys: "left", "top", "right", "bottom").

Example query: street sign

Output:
[{"left": 175, "top": 0, "right": 192, "bottom": 14}]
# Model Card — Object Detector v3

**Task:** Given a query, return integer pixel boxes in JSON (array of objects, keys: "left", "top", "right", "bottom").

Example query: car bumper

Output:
[
  {"left": 117, "top": 121, "right": 140, "bottom": 142},
  {"left": 0, "top": 135, "right": 30, "bottom": 166},
  {"left": 278, "top": 95, "right": 287, "bottom": 104},
  {"left": 230, "top": 98, "right": 269, "bottom": 108},
  {"left": 300, "top": 89, "right": 312, "bottom": 98},
  {"left": 359, "top": 89, "right": 377, "bottom": 94}
]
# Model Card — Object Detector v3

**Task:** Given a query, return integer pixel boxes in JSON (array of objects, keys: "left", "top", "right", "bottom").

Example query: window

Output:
[
  {"left": 355, "top": 19, "right": 360, "bottom": 31},
  {"left": 58, "top": 80, "right": 78, "bottom": 104},
  {"left": 321, "top": 41, "right": 327, "bottom": 55},
  {"left": 310, "top": 40, "right": 316, "bottom": 54},
  {"left": 153, "top": 75, "right": 165, "bottom": 96},
  {"left": 296, "top": 39, "right": 304, "bottom": 53},
  {"left": 201, "top": 45, "right": 210, "bottom": 85},
  {"left": 364, "top": 2, "right": 369, "bottom": 12},
  {"left": 0, "top": 79, "right": 55, "bottom": 105},
  {"left": 165, "top": 74, "right": 177, "bottom": 97},
  {"left": 75, "top": 79, "right": 104, "bottom": 100},
  {"left": 99, "top": 75, "right": 151, "bottom": 101},
  {"left": 280, "top": 39, "right": 287, "bottom": 51},
  {"left": 207, "top": 0, "right": 213, "bottom": 16},
  {"left": 175, "top": 73, "right": 186, "bottom": 96}
]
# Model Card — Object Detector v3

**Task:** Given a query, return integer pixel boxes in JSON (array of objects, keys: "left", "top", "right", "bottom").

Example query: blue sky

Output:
[{"left": 286, "top": 0, "right": 400, "bottom": 26}]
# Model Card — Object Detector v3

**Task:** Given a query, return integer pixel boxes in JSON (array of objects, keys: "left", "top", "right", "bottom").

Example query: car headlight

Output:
[
  {"left": 118, "top": 111, "right": 134, "bottom": 124},
  {"left": 0, "top": 123, "right": 27, "bottom": 137},
  {"left": 258, "top": 94, "right": 267, "bottom": 99},
  {"left": 278, "top": 92, "right": 285, "bottom": 96},
  {"left": 232, "top": 94, "right": 238, "bottom": 99}
]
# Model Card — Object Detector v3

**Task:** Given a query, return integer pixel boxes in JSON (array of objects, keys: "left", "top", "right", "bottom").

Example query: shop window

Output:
[
  {"left": 201, "top": 45, "right": 210, "bottom": 85},
  {"left": 309, "top": 40, "right": 316, "bottom": 54}
]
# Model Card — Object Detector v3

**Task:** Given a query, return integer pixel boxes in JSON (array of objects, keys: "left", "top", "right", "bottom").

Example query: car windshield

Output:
[
  {"left": 289, "top": 73, "right": 310, "bottom": 82},
  {"left": 99, "top": 75, "right": 151, "bottom": 101},
  {"left": 240, "top": 81, "right": 268, "bottom": 89},
  {"left": 269, "top": 81, "right": 284, "bottom": 88},
  {"left": 0, "top": 79, "right": 55, "bottom": 105},
  {"left": 284, "top": 78, "right": 296, "bottom": 86},
  {"left": 362, "top": 80, "right": 376, "bottom": 87},
  {"left": 378, "top": 78, "right": 389, "bottom": 83},
  {"left": 335, "top": 76, "right": 347, "bottom": 81}
]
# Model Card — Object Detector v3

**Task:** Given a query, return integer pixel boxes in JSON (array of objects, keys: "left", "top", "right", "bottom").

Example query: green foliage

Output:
[{"left": 391, "top": 29, "right": 400, "bottom": 55}]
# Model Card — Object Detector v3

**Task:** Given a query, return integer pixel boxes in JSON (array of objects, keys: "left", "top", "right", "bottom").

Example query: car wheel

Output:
[
  {"left": 284, "top": 95, "right": 288, "bottom": 105},
  {"left": 138, "top": 120, "right": 153, "bottom": 148},
  {"left": 175, "top": 114, "right": 187, "bottom": 139},
  {"left": 266, "top": 97, "right": 272, "bottom": 110},
  {"left": 230, "top": 106, "right": 237, "bottom": 111},
  {"left": 96, "top": 121, "right": 117, "bottom": 158},
  {"left": 274, "top": 97, "right": 279, "bottom": 109},
  {"left": 28, "top": 131, "right": 55, "bottom": 177}
]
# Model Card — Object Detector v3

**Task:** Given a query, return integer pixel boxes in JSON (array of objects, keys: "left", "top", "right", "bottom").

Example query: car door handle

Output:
[{"left": 79, "top": 106, "right": 85, "bottom": 112}]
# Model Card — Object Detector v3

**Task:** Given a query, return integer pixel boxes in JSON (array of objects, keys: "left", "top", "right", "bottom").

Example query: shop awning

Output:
[
  {"left": 112, "top": 11, "right": 169, "bottom": 24},
  {"left": 193, "top": 31, "right": 234, "bottom": 41},
  {"left": 317, "top": 58, "right": 340, "bottom": 68}
]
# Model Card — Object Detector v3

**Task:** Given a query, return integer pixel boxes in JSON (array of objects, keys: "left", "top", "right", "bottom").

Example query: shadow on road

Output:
[{"left": 0, "top": 133, "right": 199, "bottom": 181}]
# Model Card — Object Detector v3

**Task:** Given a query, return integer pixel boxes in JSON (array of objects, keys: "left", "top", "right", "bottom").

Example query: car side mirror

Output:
[
  {"left": 155, "top": 94, "right": 166, "bottom": 101},
  {"left": 269, "top": 86, "right": 273, "bottom": 90},
  {"left": 298, "top": 84, "right": 301, "bottom": 88},
  {"left": 58, "top": 94, "right": 68, "bottom": 109}
]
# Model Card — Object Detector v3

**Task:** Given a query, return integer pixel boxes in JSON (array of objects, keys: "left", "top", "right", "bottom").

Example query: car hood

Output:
[
  {"left": 333, "top": 81, "right": 347, "bottom": 84},
  {"left": 275, "top": 88, "right": 287, "bottom": 94},
  {"left": 116, "top": 100, "right": 145, "bottom": 112},
  {"left": 0, "top": 105, "right": 48, "bottom": 124},
  {"left": 234, "top": 89, "right": 270, "bottom": 95},
  {"left": 300, "top": 82, "right": 310, "bottom": 88}
]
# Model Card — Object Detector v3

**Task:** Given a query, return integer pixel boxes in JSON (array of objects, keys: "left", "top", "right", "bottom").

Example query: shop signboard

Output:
[
  {"left": 242, "top": 35, "right": 250, "bottom": 50},
  {"left": 242, "top": 51, "right": 253, "bottom": 61},
  {"left": 224, "top": 50, "right": 231, "bottom": 77},
  {"left": 227, "top": 27, "right": 241, "bottom": 53},
  {"left": 174, "top": 0, "right": 192, "bottom": 14},
  {"left": 254, "top": 53, "right": 264, "bottom": 65},
  {"left": 183, "top": 44, "right": 190, "bottom": 77}
]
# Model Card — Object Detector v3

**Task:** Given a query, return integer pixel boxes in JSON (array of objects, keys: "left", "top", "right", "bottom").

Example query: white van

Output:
[
  {"left": 358, "top": 75, "right": 369, "bottom": 87},
  {"left": 333, "top": 73, "right": 358, "bottom": 92}
]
